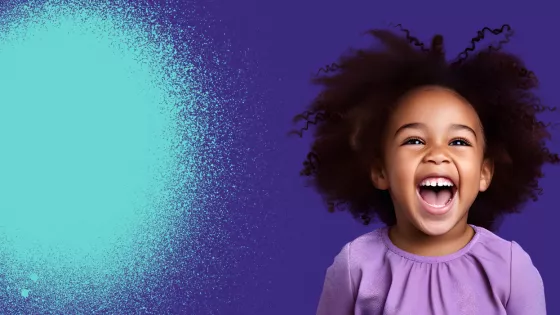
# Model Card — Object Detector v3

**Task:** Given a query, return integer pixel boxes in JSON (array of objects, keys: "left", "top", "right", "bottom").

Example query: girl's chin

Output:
[{"left": 413, "top": 219, "right": 461, "bottom": 237}]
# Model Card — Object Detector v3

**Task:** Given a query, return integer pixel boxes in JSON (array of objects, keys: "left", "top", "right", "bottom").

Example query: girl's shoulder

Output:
[
  {"left": 343, "top": 226, "right": 390, "bottom": 261},
  {"left": 470, "top": 225, "right": 534, "bottom": 265}
]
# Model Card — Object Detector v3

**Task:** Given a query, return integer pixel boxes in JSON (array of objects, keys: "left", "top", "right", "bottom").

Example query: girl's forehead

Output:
[
  {"left": 390, "top": 86, "right": 481, "bottom": 129},
  {"left": 398, "top": 85, "right": 467, "bottom": 108}
]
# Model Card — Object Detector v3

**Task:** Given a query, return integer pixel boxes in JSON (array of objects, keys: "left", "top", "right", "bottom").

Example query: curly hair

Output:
[{"left": 292, "top": 24, "right": 559, "bottom": 232}]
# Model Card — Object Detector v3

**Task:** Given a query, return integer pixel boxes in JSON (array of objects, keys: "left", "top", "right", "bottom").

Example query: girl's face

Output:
[{"left": 372, "top": 86, "right": 493, "bottom": 236}]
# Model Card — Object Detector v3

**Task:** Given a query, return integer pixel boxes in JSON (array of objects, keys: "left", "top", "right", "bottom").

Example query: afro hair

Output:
[{"left": 292, "top": 24, "right": 559, "bottom": 231}]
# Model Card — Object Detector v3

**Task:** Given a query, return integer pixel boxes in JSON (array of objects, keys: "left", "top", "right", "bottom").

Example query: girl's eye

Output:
[
  {"left": 403, "top": 138, "right": 424, "bottom": 145},
  {"left": 449, "top": 138, "right": 471, "bottom": 146}
]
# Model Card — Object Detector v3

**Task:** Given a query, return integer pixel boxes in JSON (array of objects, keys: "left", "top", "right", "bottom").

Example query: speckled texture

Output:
[{"left": 0, "top": 0, "right": 254, "bottom": 313}]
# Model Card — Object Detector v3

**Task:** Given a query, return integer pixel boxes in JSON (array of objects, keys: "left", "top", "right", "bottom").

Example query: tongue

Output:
[{"left": 419, "top": 188, "right": 452, "bottom": 206}]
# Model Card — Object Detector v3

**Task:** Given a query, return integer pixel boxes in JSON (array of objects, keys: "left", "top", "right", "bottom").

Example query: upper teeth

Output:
[{"left": 420, "top": 177, "right": 454, "bottom": 187}]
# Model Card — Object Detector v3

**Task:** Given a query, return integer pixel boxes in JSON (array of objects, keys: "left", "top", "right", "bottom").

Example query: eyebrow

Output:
[{"left": 394, "top": 122, "right": 477, "bottom": 139}]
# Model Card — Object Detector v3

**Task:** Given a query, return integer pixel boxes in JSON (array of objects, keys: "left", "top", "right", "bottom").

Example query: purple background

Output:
[{"left": 173, "top": 0, "right": 559, "bottom": 314}]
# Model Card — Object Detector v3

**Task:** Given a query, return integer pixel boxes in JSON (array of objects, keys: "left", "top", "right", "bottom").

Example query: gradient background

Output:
[{"left": 0, "top": 0, "right": 558, "bottom": 314}]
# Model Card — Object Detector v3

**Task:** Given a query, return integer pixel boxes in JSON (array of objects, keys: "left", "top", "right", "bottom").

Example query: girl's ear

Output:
[
  {"left": 479, "top": 158, "right": 494, "bottom": 192},
  {"left": 371, "top": 163, "right": 389, "bottom": 190}
]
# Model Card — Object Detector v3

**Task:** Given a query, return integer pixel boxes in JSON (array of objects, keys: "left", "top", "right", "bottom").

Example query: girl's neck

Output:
[{"left": 388, "top": 222, "right": 475, "bottom": 257}]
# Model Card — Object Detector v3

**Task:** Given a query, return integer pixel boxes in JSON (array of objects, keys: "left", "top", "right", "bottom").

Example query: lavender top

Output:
[{"left": 316, "top": 225, "right": 545, "bottom": 315}]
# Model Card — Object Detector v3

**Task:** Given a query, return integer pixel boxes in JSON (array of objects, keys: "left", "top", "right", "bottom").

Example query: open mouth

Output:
[{"left": 417, "top": 177, "right": 457, "bottom": 209}]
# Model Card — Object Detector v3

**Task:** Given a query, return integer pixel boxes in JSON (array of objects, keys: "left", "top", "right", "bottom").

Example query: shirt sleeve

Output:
[
  {"left": 316, "top": 243, "right": 356, "bottom": 315},
  {"left": 506, "top": 241, "right": 546, "bottom": 315}
]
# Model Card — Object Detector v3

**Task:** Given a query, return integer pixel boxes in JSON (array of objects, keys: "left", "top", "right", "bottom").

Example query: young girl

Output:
[{"left": 293, "top": 24, "right": 558, "bottom": 315}]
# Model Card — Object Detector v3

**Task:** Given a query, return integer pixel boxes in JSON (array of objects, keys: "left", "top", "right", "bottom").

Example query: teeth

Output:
[{"left": 420, "top": 177, "right": 454, "bottom": 187}]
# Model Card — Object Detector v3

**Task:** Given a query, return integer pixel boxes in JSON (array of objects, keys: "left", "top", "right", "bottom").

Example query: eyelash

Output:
[{"left": 402, "top": 137, "right": 472, "bottom": 146}]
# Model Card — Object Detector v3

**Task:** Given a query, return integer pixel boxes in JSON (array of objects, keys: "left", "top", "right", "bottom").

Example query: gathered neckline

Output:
[{"left": 379, "top": 224, "right": 481, "bottom": 264}]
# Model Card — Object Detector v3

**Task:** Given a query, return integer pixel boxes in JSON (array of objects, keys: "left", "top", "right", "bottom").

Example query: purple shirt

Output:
[{"left": 316, "top": 225, "right": 546, "bottom": 315}]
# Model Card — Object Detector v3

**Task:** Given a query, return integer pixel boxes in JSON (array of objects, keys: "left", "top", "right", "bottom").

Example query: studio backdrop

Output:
[{"left": 0, "top": 0, "right": 557, "bottom": 314}]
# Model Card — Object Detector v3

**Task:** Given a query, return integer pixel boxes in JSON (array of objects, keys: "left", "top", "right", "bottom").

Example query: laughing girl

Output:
[{"left": 294, "top": 25, "right": 557, "bottom": 314}]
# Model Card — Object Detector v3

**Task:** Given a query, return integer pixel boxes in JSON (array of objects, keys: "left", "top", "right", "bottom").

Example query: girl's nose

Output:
[{"left": 423, "top": 147, "right": 450, "bottom": 165}]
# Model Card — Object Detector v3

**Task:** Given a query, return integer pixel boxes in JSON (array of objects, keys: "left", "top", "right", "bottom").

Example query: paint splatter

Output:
[{"left": 0, "top": 0, "right": 223, "bottom": 313}]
